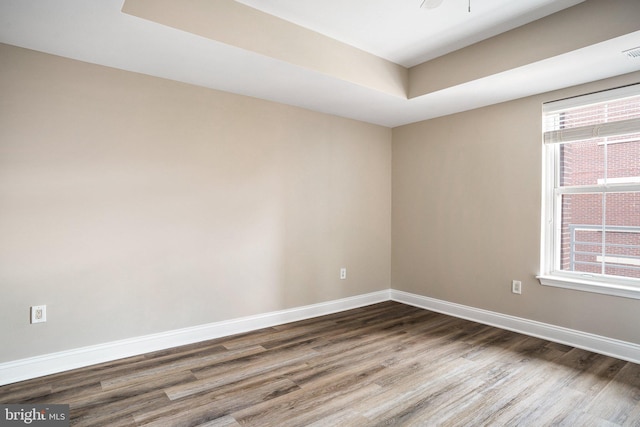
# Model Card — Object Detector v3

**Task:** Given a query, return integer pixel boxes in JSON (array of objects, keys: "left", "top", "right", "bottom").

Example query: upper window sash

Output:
[{"left": 543, "top": 83, "right": 640, "bottom": 144}]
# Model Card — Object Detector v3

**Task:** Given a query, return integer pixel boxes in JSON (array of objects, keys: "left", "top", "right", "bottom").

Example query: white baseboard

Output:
[
  {"left": 390, "top": 289, "right": 640, "bottom": 365},
  {"left": 0, "top": 290, "right": 391, "bottom": 386},
  {"left": 3, "top": 289, "right": 639, "bottom": 386}
]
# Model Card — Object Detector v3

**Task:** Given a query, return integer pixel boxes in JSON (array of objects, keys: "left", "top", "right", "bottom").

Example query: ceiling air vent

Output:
[{"left": 623, "top": 47, "right": 640, "bottom": 59}]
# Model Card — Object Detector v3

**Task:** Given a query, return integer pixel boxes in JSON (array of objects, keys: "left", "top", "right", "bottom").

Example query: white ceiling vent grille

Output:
[{"left": 623, "top": 47, "right": 640, "bottom": 59}]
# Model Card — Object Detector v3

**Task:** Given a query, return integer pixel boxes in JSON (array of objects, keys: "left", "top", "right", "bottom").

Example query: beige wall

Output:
[
  {"left": 392, "top": 71, "right": 640, "bottom": 344},
  {"left": 0, "top": 44, "right": 391, "bottom": 362},
  {"left": 2, "top": 39, "right": 639, "bottom": 366}
]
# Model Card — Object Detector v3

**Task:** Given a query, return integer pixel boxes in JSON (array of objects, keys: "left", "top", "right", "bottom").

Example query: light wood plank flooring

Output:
[{"left": 1, "top": 301, "right": 640, "bottom": 426}]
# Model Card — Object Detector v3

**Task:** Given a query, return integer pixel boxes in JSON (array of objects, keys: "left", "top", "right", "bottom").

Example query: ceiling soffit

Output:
[
  {"left": 122, "top": 0, "right": 408, "bottom": 98},
  {"left": 2, "top": 0, "right": 639, "bottom": 127},
  {"left": 409, "top": 0, "right": 640, "bottom": 98},
  {"left": 122, "top": 0, "right": 640, "bottom": 106}
]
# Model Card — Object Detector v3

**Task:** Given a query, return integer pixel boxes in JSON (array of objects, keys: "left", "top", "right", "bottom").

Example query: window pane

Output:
[
  {"left": 606, "top": 137, "right": 640, "bottom": 183},
  {"left": 559, "top": 140, "right": 604, "bottom": 187},
  {"left": 560, "top": 193, "right": 603, "bottom": 275},
  {"left": 604, "top": 192, "right": 640, "bottom": 279},
  {"left": 552, "top": 96, "right": 640, "bottom": 131}
]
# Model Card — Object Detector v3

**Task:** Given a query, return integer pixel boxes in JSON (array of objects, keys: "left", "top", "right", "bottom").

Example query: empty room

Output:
[{"left": 1, "top": 0, "right": 640, "bottom": 425}]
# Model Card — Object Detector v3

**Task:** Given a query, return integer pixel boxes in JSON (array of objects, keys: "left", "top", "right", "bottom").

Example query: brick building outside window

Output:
[{"left": 559, "top": 133, "right": 640, "bottom": 279}]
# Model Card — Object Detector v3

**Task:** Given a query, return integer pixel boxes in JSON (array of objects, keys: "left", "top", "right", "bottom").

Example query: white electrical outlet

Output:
[
  {"left": 30, "top": 305, "right": 47, "bottom": 324},
  {"left": 512, "top": 280, "right": 522, "bottom": 295},
  {"left": 340, "top": 268, "right": 347, "bottom": 280}
]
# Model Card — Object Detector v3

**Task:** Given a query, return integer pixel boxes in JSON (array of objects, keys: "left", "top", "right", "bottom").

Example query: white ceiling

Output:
[
  {"left": 1, "top": 0, "right": 640, "bottom": 127},
  {"left": 235, "top": 0, "right": 584, "bottom": 67}
]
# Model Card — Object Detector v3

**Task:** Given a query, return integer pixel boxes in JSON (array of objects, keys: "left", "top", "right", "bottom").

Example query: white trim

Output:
[
  {"left": 390, "top": 289, "right": 640, "bottom": 365},
  {"left": 537, "top": 275, "right": 640, "bottom": 300},
  {"left": 3, "top": 289, "right": 640, "bottom": 386},
  {"left": 596, "top": 176, "right": 640, "bottom": 185},
  {"left": 0, "top": 290, "right": 390, "bottom": 386},
  {"left": 596, "top": 255, "right": 640, "bottom": 267},
  {"left": 540, "top": 85, "right": 640, "bottom": 299}
]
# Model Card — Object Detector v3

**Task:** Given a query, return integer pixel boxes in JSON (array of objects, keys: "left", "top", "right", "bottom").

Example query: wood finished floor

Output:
[{"left": 1, "top": 301, "right": 640, "bottom": 426}]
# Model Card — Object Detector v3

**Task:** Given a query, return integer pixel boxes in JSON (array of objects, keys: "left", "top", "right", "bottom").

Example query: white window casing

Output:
[{"left": 538, "top": 83, "right": 640, "bottom": 299}]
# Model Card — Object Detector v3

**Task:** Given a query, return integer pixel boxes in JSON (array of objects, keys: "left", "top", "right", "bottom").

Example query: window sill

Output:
[{"left": 537, "top": 274, "right": 640, "bottom": 300}]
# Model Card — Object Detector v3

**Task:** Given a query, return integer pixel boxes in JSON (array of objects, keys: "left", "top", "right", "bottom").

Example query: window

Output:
[{"left": 539, "top": 84, "right": 640, "bottom": 299}]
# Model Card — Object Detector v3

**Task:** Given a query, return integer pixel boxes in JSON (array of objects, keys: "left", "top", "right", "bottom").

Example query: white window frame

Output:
[{"left": 538, "top": 84, "right": 640, "bottom": 299}]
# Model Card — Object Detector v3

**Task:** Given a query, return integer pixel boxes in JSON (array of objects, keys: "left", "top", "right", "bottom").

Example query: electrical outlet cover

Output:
[
  {"left": 512, "top": 281, "right": 522, "bottom": 295},
  {"left": 31, "top": 305, "right": 47, "bottom": 324}
]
